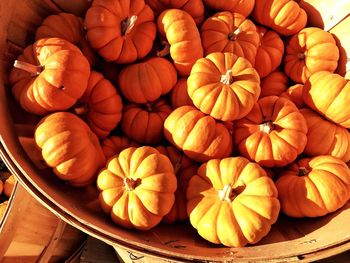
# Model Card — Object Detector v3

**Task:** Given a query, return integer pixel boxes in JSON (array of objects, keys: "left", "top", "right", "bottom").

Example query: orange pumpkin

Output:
[
  {"left": 284, "top": 27, "right": 339, "bottom": 84},
  {"left": 170, "top": 78, "right": 194, "bottom": 108},
  {"left": 201, "top": 12, "right": 259, "bottom": 65},
  {"left": 0, "top": 180, "right": 3, "bottom": 196},
  {"left": 101, "top": 136, "right": 139, "bottom": 160},
  {"left": 0, "top": 201, "right": 8, "bottom": 219},
  {"left": 74, "top": 71, "right": 123, "bottom": 138},
  {"left": 260, "top": 71, "right": 289, "bottom": 98},
  {"left": 118, "top": 57, "right": 177, "bottom": 104},
  {"left": 276, "top": 156, "right": 350, "bottom": 217},
  {"left": 303, "top": 71, "right": 350, "bottom": 128},
  {"left": 156, "top": 146, "right": 197, "bottom": 224},
  {"left": 280, "top": 84, "right": 305, "bottom": 108},
  {"left": 9, "top": 38, "right": 90, "bottom": 116},
  {"left": 35, "top": 112, "right": 106, "bottom": 187},
  {"left": 85, "top": 0, "right": 156, "bottom": 63},
  {"left": 157, "top": 9, "right": 203, "bottom": 76},
  {"left": 188, "top": 52, "right": 260, "bottom": 121},
  {"left": 35, "top": 12, "right": 97, "bottom": 66},
  {"left": 164, "top": 106, "right": 232, "bottom": 162},
  {"left": 121, "top": 99, "right": 172, "bottom": 145},
  {"left": 234, "top": 96, "right": 308, "bottom": 167},
  {"left": 3, "top": 175, "right": 16, "bottom": 198},
  {"left": 97, "top": 146, "right": 177, "bottom": 230},
  {"left": 300, "top": 108, "right": 350, "bottom": 162},
  {"left": 252, "top": 0, "right": 307, "bottom": 36},
  {"left": 187, "top": 156, "right": 280, "bottom": 247},
  {"left": 254, "top": 26, "right": 284, "bottom": 78},
  {"left": 145, "top": 0, "right": 205, "bottom": 24},
  {"left": 203, "top": 0, "right": 255, "bottom": 17}
]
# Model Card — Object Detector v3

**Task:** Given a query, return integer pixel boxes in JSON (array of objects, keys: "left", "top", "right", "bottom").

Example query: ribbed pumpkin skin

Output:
[
  {"left": 85, "top": 0, "right": 156, "bottom": 63},
  {"left": 101, "top": 136, "right": 139, "bottom": 160},
  {"left": 300, "top": 108, "right": 350, "bottom": 162},
  {"left": 75, "top": 71, "right": 123, "bottom": 138},
  {"left": 284, "top": 27, "right": 339, "bottom": 84},
  {"left": 254, "top": 26, "right": 284, "bottom": 78},
  {"left": 164, "top": 106, "right": 233, "bottom": 163},
  {"left": 303, "top": 71, "right": 350, "bottom": 128},
  {"left": 156, "top": 146, "right": 197, "bottom": 224},
  {"left": 145, "top": 0, "right": 205, "bottom": 24},
  {"left": 9, "top": 38, "right": 90, "bottom": 116},
  {"left": 121, "top": 99, "right": 172, "bottom": 145},
  {"left": 188, "top": 52, "right": 260, "bottom": 122},
  {"left": 118, "top": 57, "right": 177, "bottom": 104},
  {"left": 234, "top": 96, "right": 308, "bottom": 167},
  {"left": 157, "top": 9, "right": 203, "bottom": 76},
  {"left": 35, "top": 112, "right": 106, "bottom": 187},
  {"left": 35, "top": 12, "right": 96, "bottom": 66},
  {"left": 280, "top": 84, "right": 305, "bottom": 108},
  {"left": 201, "top": 12, "right": 259, "bottom": 65},
  {"left": 276, "top": 156, "right": 350, "bottom": 217},
  {"left": 252, "top": 0, "right": 307, "bottom": 36},
  {"left": 187, "top": 157, "right": 280, "bottom": 247},
  {"left": 170, "top": 78, "right": 194, "bottom": 108},
  {"left": 203, "top": 0, "right": 255, "bottom": 17},
  {"left": 260, "top": 71, "right": 289, "bottom": 98},
  {"left": 97, "top": 146, "right": 177, "bottom": 230}
]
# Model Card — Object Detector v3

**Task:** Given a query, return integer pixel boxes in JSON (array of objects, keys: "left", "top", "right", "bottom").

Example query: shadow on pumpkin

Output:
[
  {"left": 297, "top": 0, "right": 324, "bottom": 29},
  {"left": 331, "top": 33, "right": 349, "bottom": 77}
]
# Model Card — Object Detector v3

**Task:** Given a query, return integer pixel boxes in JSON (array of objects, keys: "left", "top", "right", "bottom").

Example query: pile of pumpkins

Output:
[
  {"left": 0, "top": 162, "right": 16, "bottom": 218},
  {"left": 9, "top": 0, "right": 350, "bottom": 247}
]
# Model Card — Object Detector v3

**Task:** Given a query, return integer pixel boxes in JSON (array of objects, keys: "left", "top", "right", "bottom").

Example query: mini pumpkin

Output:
[
  {"left": 0, "top": 180, "right": 3, "bottom": 196},
  {"left": 74, "top": 71, "right": 123, "bottom": 138},
  {"left": 9, "top": 38, "right": 90, "bottom": 116},
  {"left": 234, "top": 96, "right": 308, "bottom": 167},
  {"left": 3, "top": 175, "right": 16, "bottom": 198},
  {"left": 254, "top": 26, "right": 284, "bottom": 78},
  {"left": 276, "top": 156, "right": 350, "bottom": 217},
  {"left": 156, "top": 146, "right": 197, "bottom": 224},
  {"left": 121, "top": 99, "right": 172, "bottom": 145},
  {"left": 170, "top": 78, "right": 194, "bottom": 108},
  {"left": 280, "top": 84, "right": 305, "bottom": 108},
  {"left": 188, "top": 52, "right": 260, "bottom": 121},
  {"left": 164, "top": 106, "right": 232, "bottom": 162},
  {"left": 284, "top": 27, "right": 339, "bottom": 84},
  {"left": 85, "top": 0, "right": 156, "bottom": 63},
  {"left": 252, "top": 0, "right": 307, "bottom": 36},
  {"left": 35, "top": 112, "right": 106, "bottom": 186},
  {"left": 145, "top": 0, "right": 205, "bottom": 24},
  {"left": 101, "top": 136, "right": 139, "bottom": 160},
  {"left": 157, "top": 9, "right": 203, "bottom": 76},
  {"left": 203, "top": 0, "right": 255, "bottom": 17},
  {"left": 260, "top": 71, "right": 289, "bottom": 98},
  {"left": 0, "top": 201, "right": 8, "bottom": 219},
  {"left": 118, "top": 57, "right": 177, "bottom": 104},
  {"left": 35, "top": 12, "right": 96, "bottom": 66},
  {"left": 97, "top": 146, "right": 177, "bottom": 230},
  {"left": 201, "top": 12, "right": 260, "bottom": 65},
  {"left": 300, "top": 108, "right": 350, "bottom": 162},
  {"left": 187, "top": 156, "right": 280, "bottom": 247},
  {"left": 303, "top": 71, "right": 350, "bottom": 128}
]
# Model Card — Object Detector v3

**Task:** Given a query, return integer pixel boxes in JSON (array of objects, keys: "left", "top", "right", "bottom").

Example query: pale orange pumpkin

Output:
[
  {"left": 201, "top": 12, "right": 260, "bottom": 66},
  {"left": 164, "top": 106, "right": 232, "bottom": 162},
  {"left": 234, "top": 96, "right": 308, "bottom": 167},
  {"left": 188, "top": 52, "right": 260, "bottom": 121},
  {"left": 97, "top": 146, "right": 177, "bottom": 230},
  {"left": 187, "top": 156, "right": 280, "bottom": 247}
]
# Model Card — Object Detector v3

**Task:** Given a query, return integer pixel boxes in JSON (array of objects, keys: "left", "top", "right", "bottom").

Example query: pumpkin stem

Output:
[
  {"left": 220, "top": 70, "right": 234, "bottom": 85},
  {"left": 13, "top": 60, "right": 43, "bottom": 76},
  {"left": 157, "top": 40, "right": 170, "bottom": 57},
  {"left": 124, "top": 177, "right": 141, "bottom": 191},
  {"left": 228, "top": 27, "right": 242, "bottom": 41},
  {"left": 145, "top": 103, "right": 153, "bottom": 112},
  {"left": 74, "top": 103, "right": 90, "bottom": 115},
  {"left": 298, "top": 167, "right": 309, "bottom": 176},
  {"left": 218, "top": 183, "right": 245, "bottom": 202},
  {"left": 122, "top": 15, "right": 138, "bottom": 36},
  {"left": 298, "top": 53, "right": 305, "bottom": 60},
  {"left": 259, "top": 121, "right": 274, "bottom": 134}
]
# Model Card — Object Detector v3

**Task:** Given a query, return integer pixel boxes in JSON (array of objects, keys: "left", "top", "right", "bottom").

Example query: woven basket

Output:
[{"left": 0, "top": 0, "right": 349, "bottom": 262}]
